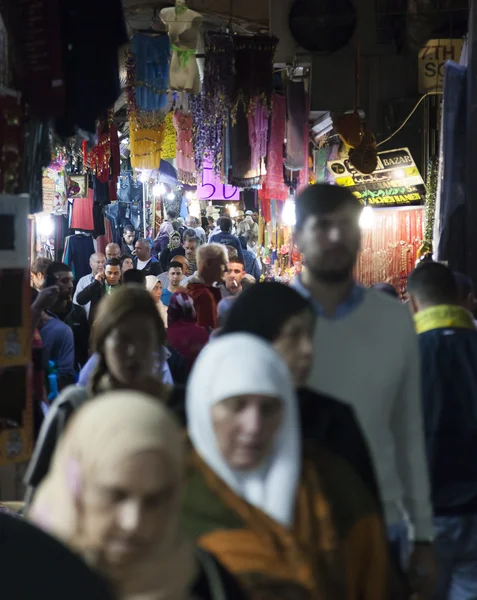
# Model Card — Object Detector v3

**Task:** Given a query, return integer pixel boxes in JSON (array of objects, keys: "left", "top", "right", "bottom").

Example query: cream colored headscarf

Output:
[
  {"left": 29, "top": 391, "right": 196, "bottom": 600},
  {"left": 146, "top": 275, "right": 168, "bottom": 328},
  {"left": 187, "top": 333, "right": 301, "bottom": 527}
]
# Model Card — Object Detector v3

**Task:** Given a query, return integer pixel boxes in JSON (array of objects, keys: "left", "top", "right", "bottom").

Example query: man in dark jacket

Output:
[
  {"left": 209, "top": 217, "right": 245, "bottom": 263},
  {"left": 134, "top": 238, "right": 162, "bottom": 276},
  {"left": 44, "top": 262, "right": 89, "bottom": 370},
  {"left": 407, "top": 261, "right": 477, "bottom": 600},
  {"left": 76, "top": 258, "right": 121, "bottom": 324}
]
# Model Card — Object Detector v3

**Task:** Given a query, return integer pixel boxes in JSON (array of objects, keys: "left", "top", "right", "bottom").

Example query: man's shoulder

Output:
[{"left": 362, "top": 287, "right": 410, "bottom": 318}]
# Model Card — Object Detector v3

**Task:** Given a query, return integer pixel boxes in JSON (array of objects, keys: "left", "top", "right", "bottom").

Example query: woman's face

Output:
[
  {"left": 104, "top": 315, "right": 158, "bottom": 386},
  {"left": 171, "top": 236, "right": 181, "bottom": 249},
  {"left": 122, "top": 258, "right": 134, "bottom": 274},
  {"left": 81, "top": 450, "right": 176, "bottom": 568},
  {"left": 211, "top": 395, "right": 283, "bottom": 471},
  {"left": 272, "top": 309, "right": 315, "bottom": 386},
  {"left": 150, "top": 282, "right": 162, "bottom": 303}
]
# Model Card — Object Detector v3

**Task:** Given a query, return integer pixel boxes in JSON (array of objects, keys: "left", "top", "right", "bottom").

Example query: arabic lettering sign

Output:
[
  {"left": 328, "top": 148, "right": 425, "bottom": 207},
  {"left": 197, "top": 159, "right": 240, "bottom": 201},
  {"left": 418, "top": 38, "right": 464, "bottom": 93}
]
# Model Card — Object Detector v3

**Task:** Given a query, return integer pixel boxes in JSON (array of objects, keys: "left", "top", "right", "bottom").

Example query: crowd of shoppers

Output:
[{"left": 15, "top": 183, "right": 477, "bottom": 599}]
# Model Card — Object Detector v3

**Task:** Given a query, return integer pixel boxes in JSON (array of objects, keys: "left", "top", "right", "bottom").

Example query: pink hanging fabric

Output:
[
  {"left": 173, "top": 110, "right": 197, "bottom": 185},
  {"left": 248, "top": 98, "right": 268, "bottom": 176},
  {"left": 259, "top": 94, "right": 288, "bottom": 202}
]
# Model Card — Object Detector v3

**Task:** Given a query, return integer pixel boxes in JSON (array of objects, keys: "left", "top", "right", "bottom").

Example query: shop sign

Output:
[
  {"left": 418, "top": 38, "right": 464, "bottom": 93},
  {"left": 328, "top": 148, "right": 425, "bottom": 207},
  {"left": 197, "top": 159, "right": 240, "bottom": 201}
]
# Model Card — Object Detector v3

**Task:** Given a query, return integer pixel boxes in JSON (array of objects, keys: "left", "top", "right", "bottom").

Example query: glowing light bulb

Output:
[
  {"left": 228, "top": 205, "right": 237, "bottom": 218},
  {"left": 152, "top": 183, "right": 166, "bottom": 197},
  {"left": 139, "top": 172, "right": 149, "bottom": 184},
  {"left": 359, "top": 205, "right": 375, "bottom": 229},
  {"left": 166, "top": 192, "right": 175, "bottom": 200},
  {"left": 185, "top": 191, "right": 194, "bottom": 200},
  {"left": 36, "top": 214, "right": 54, "bottom": 237},
  {"left": 282, "top": 198, "right": 296, "bottom": 226}
]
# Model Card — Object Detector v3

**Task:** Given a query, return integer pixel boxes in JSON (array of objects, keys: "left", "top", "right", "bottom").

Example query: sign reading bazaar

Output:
[{"left": 328, "top": 148, "right": 425, "bottom": 208}]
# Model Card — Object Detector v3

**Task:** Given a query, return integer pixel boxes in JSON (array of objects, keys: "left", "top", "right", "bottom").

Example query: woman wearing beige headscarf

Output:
[
  {"left": 146, "top": 275, "right": 168, "bottom": 328},
  {"left": 29, "top": 391, "right": 245, "bottom": 600}
]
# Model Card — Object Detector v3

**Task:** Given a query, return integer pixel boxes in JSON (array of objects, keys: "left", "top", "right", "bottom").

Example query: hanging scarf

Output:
[
  {"left": 248, "top": 97, "right": 268, "bottom": 176},
  {"left": 174, "top": 110, "right": 197, "bottom": 185},
  {"left": 132, "top": 33, "right": 170, "bottom": 113},
  {"left": 232, "top": 35, "right": 278, "bottom": 119},
  {"left": 229, "top": 106, "right": 261, "bottom": 188},
  {"left": 161, "top": 111, "right": 176, "bottom": 159},
  {"left": 414, "top": 304, "right": 476, "bottom": 335},
  {"left": 285, "top": 79, "right": 307, "bottom": 171},
  {"left": 259, "top": 93, "right": 288, "bottom": 202}
]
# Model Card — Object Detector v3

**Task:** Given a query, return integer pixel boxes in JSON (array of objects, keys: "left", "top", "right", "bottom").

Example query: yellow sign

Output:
[{"left": 418, "top": 38, "right": 464, "bottom": 93}]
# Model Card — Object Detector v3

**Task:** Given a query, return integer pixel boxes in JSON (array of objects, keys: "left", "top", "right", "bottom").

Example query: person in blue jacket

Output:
[
  {"left": 407, "top": 261, "right": 477, "bottom": 600},
  {"left": 209, "top": 217, "right": 244, "bottom": 263}
]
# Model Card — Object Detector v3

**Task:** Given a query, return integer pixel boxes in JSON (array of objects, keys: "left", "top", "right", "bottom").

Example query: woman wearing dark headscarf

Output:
[
  {"left": 159, "top": 230, "right": 182, "bottom": 272},
  {"left": 220, "top": 281, "right": 381, "bottom": 506},
  {"left": 167, "top": 292, "right": 209, "bottom": 371}
]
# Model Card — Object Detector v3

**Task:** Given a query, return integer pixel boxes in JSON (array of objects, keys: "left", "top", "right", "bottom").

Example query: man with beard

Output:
[
  {"left": 44, "top": 262, "right": 89, "bottom": 370},
  {"left": 292, "top": 184, "right": 436, "bottom": 598},
  {"left": 222, "top": 257, "right": 246, "bottom": 298}
]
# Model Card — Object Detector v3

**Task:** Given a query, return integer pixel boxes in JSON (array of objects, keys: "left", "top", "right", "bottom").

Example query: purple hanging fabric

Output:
[{"left": 248, "top": 98, "right": 268, "bottom": 175}]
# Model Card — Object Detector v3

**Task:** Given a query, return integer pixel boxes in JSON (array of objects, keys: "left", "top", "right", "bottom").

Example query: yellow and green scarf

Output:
[{"left": 414, "top": 304, "right": 476, "bottom": 335}]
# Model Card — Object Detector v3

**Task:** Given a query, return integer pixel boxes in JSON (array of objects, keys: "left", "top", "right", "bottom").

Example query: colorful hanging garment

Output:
[
  {"left": 162, "top": 112, "right": 176, "bottom": 160},
  {"left": 174, "top": 110, "right": 197, "bottom": 185},
  {"left": 126, "top": 34, "right": 171, "bottom": 170},
  {"left": 132, "top": 33, "right": 170, "bottom": 114},
  {"left": 89, "top": 116, "right": 120, "bottom": 200},
  {"left": 259, "top": 94, "right": 288, "bottom": 202},
  {"left": 195, "top": 31, "right": 234, "bottom": 175},
  {"left": 232, "top": 35, "right": 278, "bottom": 119}
]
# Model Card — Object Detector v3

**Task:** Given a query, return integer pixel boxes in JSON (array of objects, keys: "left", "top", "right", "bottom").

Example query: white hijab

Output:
[{"left": 186, "top": 333, "right": 301, "bottom": 527}]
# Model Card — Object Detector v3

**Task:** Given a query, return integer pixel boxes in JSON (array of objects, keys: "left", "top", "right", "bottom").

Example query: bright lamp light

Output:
[
  {"left": 282, "top": 198, "right": 296, "bottom": 226},
  {"left": 36, "top": 214, "right": 54, "bottom": 237},
  {"left": 153, "top": 183, "right": 166, "bottom": 197},
  {"left": 166, "top": 192, "right": 175, "bottom": 200},
  {"left": 359, "top": 205, "right": 375, "bottom": 229}
]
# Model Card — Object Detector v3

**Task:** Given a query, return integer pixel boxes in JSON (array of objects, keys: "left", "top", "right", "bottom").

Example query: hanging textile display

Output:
[
  {"left": 418, "top": 155, "right": 438, "bottom": 259},
  {"left": 357, "top": 208, "right": 424, "bottom": 296},
  {"left": 232, "top": 35, "right": 278, "bottom": 118},
  {"left": 434, "top": 61, "right": 466, "bottom": 264},
  {"left": 174, "top": 110, "right": 197, "bottom": 185},
  {"left": 285, "top": 79, "right": 307, "bottom": 171},
  {"left": 259, "top": 93, "right": 288, "bottom": 202},
  {"left": 248, "top": 98, "right": 268, "bottom": 177},
  {"left": 89, "top": 114, "right": 121, "bottom": 202},
  {"left": 229, "top": 105, "right": 261, "bottom": 188},
  {"left": 162, "top": 112, "right": 177, "bottom": 160},
  {"left": 126, "top": 34, "right": 171, "bottom": 170},
  {"left": 190, "top": 32, "right": 234, "bottom": 175},
  {"left": 133, "top": 34, "right": 170, "bottom": 113}
]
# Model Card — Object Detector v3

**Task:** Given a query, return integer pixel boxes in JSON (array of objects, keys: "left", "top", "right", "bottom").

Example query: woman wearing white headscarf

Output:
[
  {"left": 29, "top": 391, "right": 246, "bottom": 600},
  {"left": 146, "top": 275, "right": 168, "bottom": 328},
  {"left": 182, "top": 334, "right": 401, "bottom": 600}
]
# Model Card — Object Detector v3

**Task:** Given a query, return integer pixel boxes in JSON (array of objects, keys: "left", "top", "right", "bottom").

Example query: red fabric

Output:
[
  {"left": 96, "top": 218, "right": 113, "bottom": 254},
  {"left": 259, "top": 94, "right": 288, "bottom": 202},
  {"left": 167, "top": 322, "right": 210, "bottom": 370},
  {"left": 185, "top": 283, "right": 222, "bottom": 330},
  {"left": 70, "top": 189, "right": 94, "bottom": 230},
  {"left": 356, "top": 207, "right": 423, "bottom": 298}
]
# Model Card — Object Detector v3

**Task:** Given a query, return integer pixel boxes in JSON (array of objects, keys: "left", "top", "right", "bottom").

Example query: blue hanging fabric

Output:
[
  {"left": 132, "top": 34, "right": 171, "bottom": 113},
  {"left": 434, "top": 61, "right": 467, "bottom": 263}
]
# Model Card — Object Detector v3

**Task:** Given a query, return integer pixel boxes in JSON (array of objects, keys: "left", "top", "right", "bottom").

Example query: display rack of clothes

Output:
[{"left": 63, "top": 232, "right": 95, "bottom": 282}]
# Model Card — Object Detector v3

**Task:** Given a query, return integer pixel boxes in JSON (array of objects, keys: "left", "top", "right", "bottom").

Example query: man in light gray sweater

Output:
[{"left": 292, "top": 184, "right": 436, "bottom": 598}]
